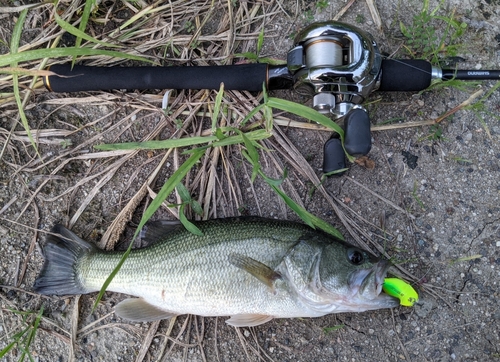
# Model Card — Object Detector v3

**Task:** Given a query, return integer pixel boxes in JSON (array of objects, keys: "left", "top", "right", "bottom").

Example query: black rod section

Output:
[
  {"left": 442, "top": 69, "right": 500, "bottom": 80},
  {"left": 45, "top": 63, "right": 270, "bottom": 92},
  {"left": 379, "top": 59, "right": 500, "bottom": 92}
]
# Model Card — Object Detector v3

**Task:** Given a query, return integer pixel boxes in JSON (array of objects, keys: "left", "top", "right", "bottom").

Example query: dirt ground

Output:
[{"left": 1, "top": 0, "right": 499, "bottom": 361}]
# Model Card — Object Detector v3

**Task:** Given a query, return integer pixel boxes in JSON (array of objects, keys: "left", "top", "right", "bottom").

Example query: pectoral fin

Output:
[
  {"left": 115, "top": 298, "right": 178, "bottom": 322},
  {"left": 226, "top": 314, "right": 274, "bottom": 327},
  {"left": 228, "top": 253, "right": 281, "bottom": 290}
]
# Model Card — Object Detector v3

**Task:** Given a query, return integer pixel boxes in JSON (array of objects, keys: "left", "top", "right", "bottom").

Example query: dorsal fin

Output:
[{"left": 138, "top": 220, "right": 183, "bottom": 246}]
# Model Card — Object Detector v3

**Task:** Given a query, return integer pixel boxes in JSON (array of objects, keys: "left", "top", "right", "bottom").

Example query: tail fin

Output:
[{"left": 34, "top": 225, "right": 95, "bottom": 295}]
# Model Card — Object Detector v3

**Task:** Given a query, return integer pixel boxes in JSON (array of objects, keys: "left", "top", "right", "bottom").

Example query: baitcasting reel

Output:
[
  {"left": 287, "top": 21, "right": 381, "bottom": 119},
  {"left": 285, "top": 21, "right": 382, "bottom": 172},
  {"left": 43, "top": 21, "right": 500, "bottom": 175}
]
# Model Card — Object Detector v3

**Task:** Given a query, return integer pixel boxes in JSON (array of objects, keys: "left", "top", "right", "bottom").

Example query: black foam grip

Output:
[
  {"left": 45, "top": 63, "right": 268, "bottom": 92},
  {"left": 378, "top": 59, "right": 432, "bottom": 91}
]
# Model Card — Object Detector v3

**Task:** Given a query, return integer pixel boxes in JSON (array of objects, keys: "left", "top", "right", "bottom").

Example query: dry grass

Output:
[{"left": 0, "top": 1, "right": 445, "bottom": 361}]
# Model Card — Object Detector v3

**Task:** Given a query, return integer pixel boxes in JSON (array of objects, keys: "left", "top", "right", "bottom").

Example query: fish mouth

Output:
[{"left": 350, "top": 259, "right": 398, "bottom": 305}]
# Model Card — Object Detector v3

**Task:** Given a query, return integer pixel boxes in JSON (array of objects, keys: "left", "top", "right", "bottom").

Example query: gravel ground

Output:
[{"left": 1, "top": 0, "right": 499, "bottom": 361}]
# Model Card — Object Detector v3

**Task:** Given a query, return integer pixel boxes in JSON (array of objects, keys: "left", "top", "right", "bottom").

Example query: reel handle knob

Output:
[
  {"left": 343, "top": 108, "right": 372, "bottom": 156},
  {"left": 323, "top": 137, "right": 346, "bottom": 176}
]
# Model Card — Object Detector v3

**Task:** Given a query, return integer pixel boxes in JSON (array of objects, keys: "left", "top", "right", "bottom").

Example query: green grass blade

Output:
[
  {"left": 267, "top": 182, "right": 315, "bottom": 227},
  {"left": 179, "top": 204, "right": 203, "bottom": 236},
  {"left": 10, "top": 10, "right": 26, "bottom": 54},
  {"left": 0, "top": 341, "right": 18, "bottom": 358},
  {"left": 323, "top": 325, "right": 345, "bottom": 334},
  {"left": 212, "top": 83, "right": 224, "bottom": 133},
  {"left": 93, "top": 148, "right": 206, "bottom": 310},
  {"left": 19, "top": 306, "right": 43, "bottom": 362},
  {"left": 54, "top": 10, "right": 119, "bottom": 49},
  {"left": 257, "top": 57, "right": 287, "bottom": 65},
  {"left": 266, "top": 97, "right": 344, "bottom": 137},
  {"left": 241, "top": 103, "right": 265, "bottom": 126},
  {"left": 95, "top": 135, "right": 218, "bottom": 151},
  {"left": 76, "top": 0, "right": 97, "bottom": 49},
  {"left": 176, "top": 182, "right": 191, "bottom": 203},
  {"left": 10, "top": 9, "right": 39, "bottom": 157},
  {"left": 257, "top": 27, "right": 264, "bottom": 54},
  {"left": 307, "top": 213, "right": 345, "bottom": 240},
  {"left": 260, "top": 171, "right": 344, "bottom": 240},
  {"left": 0, "top": 47, "right": 152, "bottom": 67},
  {"left": 209, "top": 129, "right": 272, "bottom": 148},
  {"left": 234, "top": 52, "right": 259, "bottom": 61},
  {"left": 240, "top": 132, "right": 260, "bottom": 182},
  {"left": 98, "top": 129, "right": 271, "bottom": 154},
  {"left": 265, "top": 97, "right": 354, "bottom": 161}
]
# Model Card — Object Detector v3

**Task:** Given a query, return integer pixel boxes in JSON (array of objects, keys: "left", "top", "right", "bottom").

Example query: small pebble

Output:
[{"left": 415, "top": 299, "right": 434, "bottom": 318}]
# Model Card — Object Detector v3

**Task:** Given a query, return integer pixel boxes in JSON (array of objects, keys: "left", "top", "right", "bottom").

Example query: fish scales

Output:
[
  {"left": 83, "top": 219, "right": 308, "bottom": 316},
  {"left": 34, "top": 217, "right": 398, "bottom": 327}
]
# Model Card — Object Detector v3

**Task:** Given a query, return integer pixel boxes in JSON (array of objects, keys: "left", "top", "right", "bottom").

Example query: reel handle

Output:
[{"left": 323, "top": 108, "right": 372, "bottom": 175}]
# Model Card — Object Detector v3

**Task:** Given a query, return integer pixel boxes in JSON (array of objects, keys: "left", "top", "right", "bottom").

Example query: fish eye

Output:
[{"left": 347, "top": 248, "right": 365, "bottom": 265}]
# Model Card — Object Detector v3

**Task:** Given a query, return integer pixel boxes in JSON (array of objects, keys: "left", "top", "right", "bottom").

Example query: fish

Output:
[{"left": 34, "top": 217, "right": 398, "bottom": 327}]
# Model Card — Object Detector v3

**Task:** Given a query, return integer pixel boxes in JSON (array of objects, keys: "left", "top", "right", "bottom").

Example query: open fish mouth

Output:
[{"left": 351, "top": 259, "right": 395, "bottom": 301}]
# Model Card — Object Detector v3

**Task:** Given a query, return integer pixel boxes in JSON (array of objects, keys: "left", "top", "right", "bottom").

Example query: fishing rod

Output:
[{"left": 44, "top": 21, "right": 500, "bottom": 174}]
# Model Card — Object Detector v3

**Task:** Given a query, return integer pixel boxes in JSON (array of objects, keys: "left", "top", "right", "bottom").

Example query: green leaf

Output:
[
  {"left": 0, "top": 341, "right": 18, "bottom": 358},
  {"left": 11, "top": 9, "right": 39, "bottom": 157},
  {"left": 176, "top": 182, "right": 191, "bottom": 203},
  {"left": 260, "top": 170, "right": 344, "bottom": 240},
  {"left": 54, "top": 11, "right": 119, "bottom": 48},
  {"left": 322, "top": 168, "right": 349, "bottom": 177},
  {"left": 257, "top": 27, "right": 264, "bottom": 55},
  {"left": 241, "top": 103, "right": 265, "bottom": 127},
  {"left": 240, "top": 132, "right": 260, "bottom": 182},
  {"left": 268, "top": 183, "right": 315, "bottom": 228},
  {"left": 76, "top": 0, "right": 97, "bottom": 50},
  {"left": 399, "top": 21, "right": 410, "bottom": 38},
  {"left": 94, "top": 135, "right": 218, "bottom": 150},
  {"left": 309, "top": 214, "right": 345, "bottom": 240},
  {"left": 266, "top": 97, "right": 344, "bottom": 137},
  {"left": 0, "top": 47, "right": 152, "bottom": 67},
  {"left": 178, "top": 204, "right": 203, "bottom": 236},
  {"left": 214, "top": 128, "right": 226, "bottom": 140},
  {"left": 256, "top": 57, "right": 287, "bottom": 65},
  {"left": 234, "top": 52, "right": 259, "bottom": 61},
  {"left": 212, "top": 83, "right": 224, "bottom": 133},
  {"left": 209, "top": 129, "right": 272, "bottom": 148},
  {"left": 191, "top": 200, "right": 203, "bottom": 216},
  {"left": 20, "top": 306, "right": 43, "bottom": 362},
  {"left": 259, "top": 169, "right": 286, "bottom": 187},
  {"left": 323, "top": 325, "right": 345, "bottom": 334}
]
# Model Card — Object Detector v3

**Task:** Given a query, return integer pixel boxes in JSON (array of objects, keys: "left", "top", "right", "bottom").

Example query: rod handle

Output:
[{"left": 44, "top": 63, "right": 269, "bottom": 92}]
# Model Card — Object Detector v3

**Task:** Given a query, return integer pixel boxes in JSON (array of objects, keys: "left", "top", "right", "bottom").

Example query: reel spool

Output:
[{"left": 287, "top": 21, "right": 382, "bottom": 119}]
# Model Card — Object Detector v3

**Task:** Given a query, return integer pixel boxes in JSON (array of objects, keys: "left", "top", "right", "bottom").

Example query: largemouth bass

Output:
[{"left": 34, "top": 217, "right": 398, "bottom": 327}]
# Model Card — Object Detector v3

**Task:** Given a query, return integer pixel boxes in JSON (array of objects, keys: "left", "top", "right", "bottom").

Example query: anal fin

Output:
[
  {"left": 226, "top": 314, "right": 274, "bottom": 327},
  {"left": 115, "top": 298, "right": 178, "bottom": 322}
]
